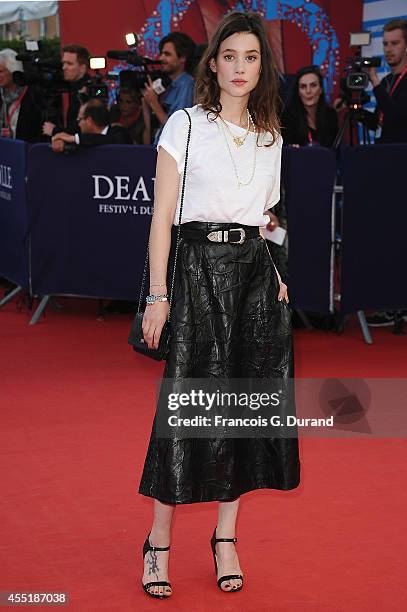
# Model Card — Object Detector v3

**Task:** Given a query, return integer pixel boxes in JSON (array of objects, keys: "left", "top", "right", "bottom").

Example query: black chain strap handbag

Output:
[{"left": 128, "top": 109, "right": 192, "bottom": 360}]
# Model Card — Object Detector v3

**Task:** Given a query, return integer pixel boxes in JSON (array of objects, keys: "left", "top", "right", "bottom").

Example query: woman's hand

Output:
[
  {"left": 259, "top": 226, "right": 289, "bottom": 303},
  {"left": 142, "top": 302, "right": 169, "bottom": 349},
  {"left": 266, "top": 211, "right": 280, "bottom": 232},
  {"left": 278, "top": 281, "right": 289, "bottom": 304}
]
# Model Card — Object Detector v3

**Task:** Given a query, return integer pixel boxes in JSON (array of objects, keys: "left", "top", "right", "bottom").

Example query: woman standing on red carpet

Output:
[{"left": 139, "top": 11, "right": 300, "bottom": 598}]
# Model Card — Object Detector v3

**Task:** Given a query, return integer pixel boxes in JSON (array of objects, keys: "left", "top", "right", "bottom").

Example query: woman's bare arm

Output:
[
  {"left": 148, "top": 148, "right": 180, "bottom": 286},
  {"left": 142, "top": 147, "right": 180, "bottom": 349}
]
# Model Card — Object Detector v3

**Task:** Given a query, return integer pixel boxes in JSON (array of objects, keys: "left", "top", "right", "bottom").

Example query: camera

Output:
[
  {"left": 333, "top": 32, "right": 382, "bottom": 147},
  {"left": 78, "top": 57, "right": 109, "bottom": 102},
  {"left": 338, "top": 32, "right": 381, "bottom": 109},
  {"left": 14, "top": 41, "right": 66, "bottom": 92},
  {"left": 11, "top": 40, "right": 66, "bottom": 124},
  {"left": 345, "top": 56, "right": 382, "bottom": 91},
  {"left": 107, "top": 34, "right": 170, "bottom": 96}
]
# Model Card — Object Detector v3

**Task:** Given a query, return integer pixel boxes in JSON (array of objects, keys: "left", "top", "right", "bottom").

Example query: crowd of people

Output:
[
  {"left": 1, "top": 17, "right": 406, "bottom": 325},
  {"left": 1, "top": 19, "right": 406, "bottom": 150}
]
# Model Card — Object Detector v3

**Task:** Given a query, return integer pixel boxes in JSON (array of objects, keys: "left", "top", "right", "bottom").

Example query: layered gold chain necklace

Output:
[
  {"left": 218, "top": 110, "right": 257, "bottom": 188},
  {"left": 218, "top": 109, "right": 250, "bottom": 147}
]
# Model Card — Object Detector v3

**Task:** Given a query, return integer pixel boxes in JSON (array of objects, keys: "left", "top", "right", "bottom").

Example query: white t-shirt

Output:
[{"left": 156, "top": 104, "right": 282, "bottom": 227}]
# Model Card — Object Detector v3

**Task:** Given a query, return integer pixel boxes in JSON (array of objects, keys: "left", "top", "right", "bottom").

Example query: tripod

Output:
[
  {"left": 333, "top": 105, "right": 372, "bottom": 149},
  {"left": 332, "top": 100, "right": 375, "bottom": 343}
]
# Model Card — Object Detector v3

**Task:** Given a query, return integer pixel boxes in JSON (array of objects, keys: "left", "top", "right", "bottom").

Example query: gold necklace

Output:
[
  {"left": 219, "top": 109, "right": 250, "bottom": 148},
  {"left": 218, "top": 114, "right": 257, "bottom": 188}
]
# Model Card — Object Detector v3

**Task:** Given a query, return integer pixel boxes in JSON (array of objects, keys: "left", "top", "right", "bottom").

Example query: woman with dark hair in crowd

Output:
[
  {"left": 138, "top": 11, "right": 300, "bottom": 599},
  {"left": 282, "top": 65, "right": 338, "bottom": 147},
  {"left": 109, "top": 87, "right": 151, "bottom": 144}
]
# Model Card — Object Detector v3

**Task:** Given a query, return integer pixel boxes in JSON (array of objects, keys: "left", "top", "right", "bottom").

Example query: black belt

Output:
[{"left": 177, "top": 221, "right": 260, "bottom": 244}]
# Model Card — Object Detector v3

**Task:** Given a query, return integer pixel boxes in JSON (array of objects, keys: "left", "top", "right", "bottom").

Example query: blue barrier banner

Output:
[
  {"left": 27, "top": 144, "right": 156, "bottom": 299},
  {"left": 341, "top": 144, "right": 407, "bottom": 315},
  {"left": 0, "top": 137, "right": 28, "bottom": 287},
  {"left": 282, "top": 146, "right": 336, "bottom": 314}
]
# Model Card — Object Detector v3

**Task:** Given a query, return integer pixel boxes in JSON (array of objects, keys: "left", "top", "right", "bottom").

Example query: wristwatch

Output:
[{"left": 146, "top": 294, "right": 168, "bottom": 305}]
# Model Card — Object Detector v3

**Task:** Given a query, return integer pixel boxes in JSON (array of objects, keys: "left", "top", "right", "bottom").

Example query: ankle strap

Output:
[
  {"left": 147, "top": 533, "right": 170, "bottom": 551},
  {"left": 215, "top": 537, "right": 237, "bottom": 543}
]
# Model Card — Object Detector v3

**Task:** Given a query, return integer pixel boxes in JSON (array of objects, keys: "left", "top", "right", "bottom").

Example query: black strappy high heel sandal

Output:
[
  {"left": 210, "top": 527, "right": 244, "bottom": 592},
  {"left": 142, "top": 532, "right": 172, "bottom": 599}
]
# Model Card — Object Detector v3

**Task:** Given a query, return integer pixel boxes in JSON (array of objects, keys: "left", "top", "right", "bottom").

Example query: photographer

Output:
[
  {"left": 364, "top": 19, "right": 407, "bottom": 329},
  {"left": 0, "top": 48, "right": 43, "bottom": 142},
  {"left": 142, "top": 32, "right": 195, "bottom": 143},
  {"left": 43, "top": 44, "right": 90, "bottom": 138},
  {"left": 367, "top": 19, "right": 407, "bottom": 143},
  {"left": 51, "top": 98, "right": 132, "bottom": 152}
]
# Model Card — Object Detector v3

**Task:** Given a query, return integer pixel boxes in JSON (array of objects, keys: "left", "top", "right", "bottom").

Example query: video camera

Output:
[
  {"left": 107, "top": 33, "right": 171, "bottom": 96},
  {"left": 72, "top": 57, "right": 110, "bottom": 102},
  {"left": 339, "top": 32, "right": 381, "bottom": 109},
  {"left": 345, "top": 56, "right": 381, "bottom": 90},
  {"left": 14, "top": 40, "right": 66, "bottom": 92},
  {"left": 11, "top": 40, "right": 67, "bottom": 124},
  {"left": 14, "top": 41, "right": 110, "bottom": 106},
  {"left": 334, "top": 32, "right": 382, "bottom": 148}
]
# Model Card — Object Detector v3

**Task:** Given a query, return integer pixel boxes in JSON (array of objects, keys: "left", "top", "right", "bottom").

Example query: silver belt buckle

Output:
[
  {"left": 207, "top": 228, "right": 246, "bottom": 244},
  {"left": 229, "top": 228, "right": 245, "bottom": 244}
]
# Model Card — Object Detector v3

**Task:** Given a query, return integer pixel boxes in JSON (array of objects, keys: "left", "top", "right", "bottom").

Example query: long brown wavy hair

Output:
[{"left": 195, "top": 11, "right": 281, "bottom": 146}]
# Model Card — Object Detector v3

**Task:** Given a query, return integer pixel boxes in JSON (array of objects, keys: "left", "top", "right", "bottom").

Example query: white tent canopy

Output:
[{"left": 0, "top": 2, "right": 58, "bottom": 26}]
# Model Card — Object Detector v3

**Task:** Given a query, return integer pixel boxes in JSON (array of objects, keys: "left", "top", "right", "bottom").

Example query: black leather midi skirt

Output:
[{"left": 138, "top": 222, "right": 301, "bottom": 504}]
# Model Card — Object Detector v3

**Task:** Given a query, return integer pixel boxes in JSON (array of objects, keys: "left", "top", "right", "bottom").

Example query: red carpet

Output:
[{"left": 1, "top": 297, "right": 406, "bottom": 611}]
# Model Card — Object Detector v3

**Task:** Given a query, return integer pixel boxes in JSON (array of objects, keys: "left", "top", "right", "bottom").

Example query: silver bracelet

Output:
[{"left": 146, "top": 294, "right": 168, "bottom": 305}]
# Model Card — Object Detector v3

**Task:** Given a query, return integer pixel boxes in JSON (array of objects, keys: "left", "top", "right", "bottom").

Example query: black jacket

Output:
[
  {"left": 52, "top": 74, "right": 90, "bottom": 136},
  {"left": 281, "top": 105, "right": 338, "bottom": 147},
  {"left": 373, "top": 70, "right": 407, "bottom": 143},
  {"left": 0, "top": 87, "right": 43, "bottom": 143},
  {"left": 76, "top": 125, "right": 133, "bottom": 147},
  {"left": 109, "top": 104, "right": 145, "bottom": 144}
]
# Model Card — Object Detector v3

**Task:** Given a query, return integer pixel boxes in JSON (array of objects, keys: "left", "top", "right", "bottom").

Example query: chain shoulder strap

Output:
[{"left": 137, "top": 109, "right": 192, "bottom": 317}]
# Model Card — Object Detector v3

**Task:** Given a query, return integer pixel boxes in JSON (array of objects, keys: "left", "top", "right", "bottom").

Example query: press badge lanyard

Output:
[
  {"left": 388, "top": 65, "right": 407, "bottom": 94},
  {"left": 378, "top": 66, "right": 407, "bottom": 126},
  {"left": 307, "top": 128, "right": 319, "bottom": 146},
  {"left": 5, "top": 86, "right": 28, "bottom": 129}
]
